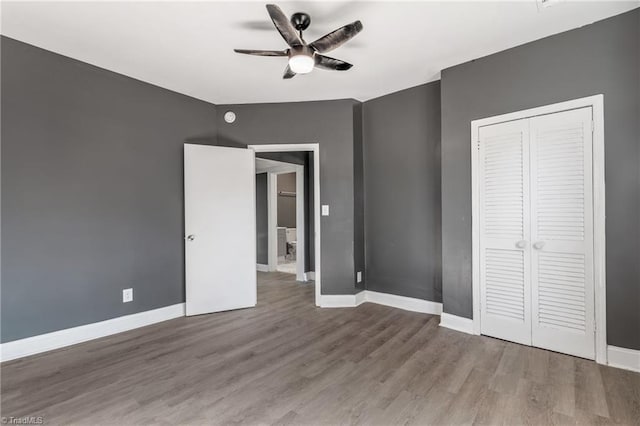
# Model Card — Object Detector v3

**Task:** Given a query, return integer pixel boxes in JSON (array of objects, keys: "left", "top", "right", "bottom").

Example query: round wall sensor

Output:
[{"left": 224, "top": 111, "right": 236, "bottom": 123}]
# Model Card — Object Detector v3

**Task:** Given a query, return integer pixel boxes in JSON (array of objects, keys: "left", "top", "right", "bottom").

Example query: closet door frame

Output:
[{"left": 470, "top": 94, "right": 606, "bottom": 364}]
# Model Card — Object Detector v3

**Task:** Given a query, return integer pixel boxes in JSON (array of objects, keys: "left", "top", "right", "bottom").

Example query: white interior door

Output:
[
  {"left": 530, "top": 107, "right": 595, "bottom": 359},
  {"left": 479, "top": 119, "right": 532, "bottom": 345},
  {"left": 184, "top": 144, "right": 257, "bottom": 316}
]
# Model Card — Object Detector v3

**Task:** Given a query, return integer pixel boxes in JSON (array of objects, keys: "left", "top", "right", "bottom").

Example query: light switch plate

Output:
[
  {"left": 122, "top": 288, "right": 133, "bottom": 303},
  {"left": 357, "top": 271, "right": 362, "bottom": 283},
  {"left": 322, "top": 205, "right": 329, "bottom": 216}
]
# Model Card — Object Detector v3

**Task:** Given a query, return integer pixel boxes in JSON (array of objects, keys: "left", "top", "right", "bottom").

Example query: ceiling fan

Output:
[{"left": 234, "top": 4, "right": 363, "bottom": 79}]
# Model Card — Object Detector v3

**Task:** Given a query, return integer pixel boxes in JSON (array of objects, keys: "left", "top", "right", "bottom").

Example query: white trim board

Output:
[
  {"left": 320, "top": 291, "right": 442, "bottom": 315},
  {"left": 0, "top": 303, "right": 185, "bottom": 363},
  {"left": 470, "top": 94, "right": 607, "bottom": 364},
  {"left": 319, "top": 294, "right": 363, "bottom": 308},
  {"left": 294, "top": 164, "right": 305, "bottom": 281},
  {"left": 439, "top": 313, "right": 475, "bottom": 334},
  {"left": 256, "top": 264, "right": 269, "bottom": 272},
  {"left": 365, "top": 291, "right": 442, "bottom": 314},
  {"left": 607, "top": 346, "right": 640, "bottom": 373},
  {"left": 267, "top": 172, "right": 278, "bottom": 271}
]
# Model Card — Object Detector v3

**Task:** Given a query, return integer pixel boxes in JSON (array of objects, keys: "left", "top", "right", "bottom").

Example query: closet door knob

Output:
[
  {"left": 515, "top": 240, "right": 527, "bottom": 249},
  {"left": 533, "top": 241, "right": 545, "bottom": 250},
  {"left": 186, "top": 234, "right": 196, "bottom": 241}
]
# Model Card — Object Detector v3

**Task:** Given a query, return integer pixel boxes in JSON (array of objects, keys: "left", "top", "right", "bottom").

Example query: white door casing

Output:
[
  {"left": 472, "top": 96, "right": 604, "bottom": 362},
  {"left": 184, "top": 144, "right": 257, "bottom": 316},
  {"left": 471, "top": 94, "right": 608, "bottom": 364}
]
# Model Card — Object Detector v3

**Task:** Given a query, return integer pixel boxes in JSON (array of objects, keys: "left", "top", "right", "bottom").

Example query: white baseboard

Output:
[
  {"left": 256, "top": 264, "right": 269, "bottom": 272},
  {"left": 365, "top": 291, "right": 442, "bottom": 315},
  {"left": 1, "top": 303, "right": 185, "bottom": 363},
  {"left": 439, "top": 313, "right": 475, "bottom": 334},
  {"left": 306, "top": 271, "right": 316, "bottom": 280},
  {"left": 319, "top": 294, "right": 360, "bottom": 308},
  {"left": 320, "top": 290, "right": 441, "bottom": 315},
  {"left": 607, "top": 345, "right": 640, "bottom": 373}
]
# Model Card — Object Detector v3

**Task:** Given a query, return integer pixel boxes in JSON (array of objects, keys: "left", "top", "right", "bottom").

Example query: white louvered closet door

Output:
[
  {"left": 530, "top": 107, "right": 595, "bottom": 359},
  {"left": 478, "top": 119, "right": 532, "bottom": 346}
]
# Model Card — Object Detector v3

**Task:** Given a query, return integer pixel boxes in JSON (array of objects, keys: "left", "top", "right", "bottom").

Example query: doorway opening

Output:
[
  {"left": 274, "top": 172, "right": 299, "bottom": 274},
  {"left": 255, "top": 158, "right": 305, "bottom": 278},
  {"left": 251, "top": 144, "right": 321, "bottom": 307}
]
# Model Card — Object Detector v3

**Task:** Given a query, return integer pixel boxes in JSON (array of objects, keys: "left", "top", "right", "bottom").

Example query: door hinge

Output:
[{"left": 591, "top": 121, "right": 595, "bottom": 133}]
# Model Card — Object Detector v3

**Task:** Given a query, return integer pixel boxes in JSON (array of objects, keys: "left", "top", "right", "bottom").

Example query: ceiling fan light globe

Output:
[{"left": 288, "top": 54, "right": 314, "bottom": 74}]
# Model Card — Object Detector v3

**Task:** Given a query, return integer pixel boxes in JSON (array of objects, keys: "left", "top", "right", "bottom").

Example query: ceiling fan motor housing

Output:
[
  {"left": 290, "top": 12, "right": 311, "bottom": 31},
  {"left": 289, "top": 45, "right": 315, "bottom": 58}
]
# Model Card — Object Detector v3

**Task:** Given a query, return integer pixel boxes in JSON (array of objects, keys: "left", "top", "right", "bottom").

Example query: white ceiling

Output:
[{"left": 1, "top": 1, "right": 637, "bottom": 104}]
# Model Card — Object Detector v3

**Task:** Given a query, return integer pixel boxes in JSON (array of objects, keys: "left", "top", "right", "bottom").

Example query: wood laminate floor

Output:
[{"left": 1, "top": 272, "right": 639, "bottom": 425}]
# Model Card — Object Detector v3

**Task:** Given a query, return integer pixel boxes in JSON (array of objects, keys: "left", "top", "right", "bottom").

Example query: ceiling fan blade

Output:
[
  {"left": 309, "top": 20, "right": 363, "bottom": 53},
  {"left": 266, "top": 4, "right": 303, "bottom": 47},
  {"left": 234, "top": 49, "right": 288, "bottom": 56},
  {"left": 283, "top": 65, "right": 296, "bottom": 79},
  {"left": 315, "top": 55, "right": 353, "bottom": 71}
]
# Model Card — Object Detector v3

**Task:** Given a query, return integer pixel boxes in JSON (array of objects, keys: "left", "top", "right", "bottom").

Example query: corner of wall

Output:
[{"left": 353, "top": 102, "right": 366, "bottom": 291}]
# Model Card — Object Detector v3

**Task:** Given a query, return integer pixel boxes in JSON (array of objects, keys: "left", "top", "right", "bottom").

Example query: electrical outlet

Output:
[
  {"left": 357, "top": 271, "right": 362, "bottom": 283},
  {"left": 322, "top": 205, "right": 330, "bottom": 216},
  {"left": 122, "top": 288, "right": 133, "bottom": 303}
]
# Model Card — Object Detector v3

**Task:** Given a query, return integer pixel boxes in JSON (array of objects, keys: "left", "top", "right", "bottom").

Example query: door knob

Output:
[
  {"left": 186, "top": 234, "right": 196, "bottom": 241},
  {"left": 533, "top": 241, "right": 545, "bottom": 250},
  {"left": 515, "top": 240, "right": 527, "bottom": 249}
]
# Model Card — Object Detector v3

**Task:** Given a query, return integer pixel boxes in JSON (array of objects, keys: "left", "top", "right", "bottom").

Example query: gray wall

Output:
[
  {"left": 363, "top": 82, "right": 442, "bottom": 301},
  {"left": 441, "top": 9, "right": 640, "bottom": 349},
  {"left": 1, "top": 37, "right": 218, "bottom": 343},
  {"left": 256, "top": 173, "right": 268, "bottom": 264},
  {"left": 256, "top": 151, "right": 306, "bottom": 165},
  {"left": 304, "top": 152, "right": 315, "bottom": 272},
  {"left": 277, "top": 173, "right": 296, "bottom": 228},
  {"left": 4, "top": 8, "right": 638, "bottom": 351},
  {"left": 217, "top": 100, "right": 361, "bottom": 295}
]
